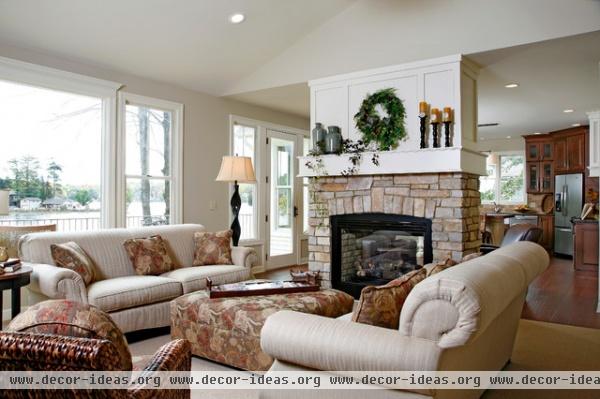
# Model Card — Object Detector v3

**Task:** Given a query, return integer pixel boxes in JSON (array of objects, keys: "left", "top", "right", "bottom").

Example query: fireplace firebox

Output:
[{"left": 331, "top": 213, "right": 433, "bottom": 298}]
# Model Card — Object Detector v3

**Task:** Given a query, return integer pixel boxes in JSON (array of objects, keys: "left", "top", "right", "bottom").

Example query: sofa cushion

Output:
[
  {"left": 19, "top": 224, "right": 206, "bottom": 280},
  {"left": 352, "top": 268, "right": 427, "bottom": 329},
  {"left": 50, "top": 241, "right": 96, "bottom": 285},
  {"left": 88, "top": 275, "right": 182, "bottom": 312},
  {"left": 192, "top": 230, "right": 233, "bottom": 266},
  {"left": 161, "top": 265, "right": 251, "bottom": 293},
  {"left": 123, "top": 235, "right": 176, "bottom": 276},
  {"left": 7, "top": 299, "right": 132, "bottom": 370}
]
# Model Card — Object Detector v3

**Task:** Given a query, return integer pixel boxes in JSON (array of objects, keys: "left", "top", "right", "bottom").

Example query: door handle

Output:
[
  {"left": 293, "top": 206, "right": 299, "bottom": 218},
  {"left": 562, "top": 185, "right": 568, "bottom": 217}
]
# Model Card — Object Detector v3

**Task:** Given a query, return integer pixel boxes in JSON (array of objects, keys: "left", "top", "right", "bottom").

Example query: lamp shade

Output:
[
  {"left": 215, "top": 156, "right": 256, "bottom": 183},
  {"left": 0, "top": 189, "right": 9, "bottom": 216}
]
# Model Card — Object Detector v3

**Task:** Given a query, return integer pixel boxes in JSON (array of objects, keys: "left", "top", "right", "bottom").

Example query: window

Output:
[
  {"left": 0, "top": 80, "right": 106, "bottom": 231},
  {"left": 480, "top": 152, "right": 525, "bottom": 204},
  {"left": 232, "top": 123, "right": 257, "bottom": 241},
  {"left": 119, "top": 93, "right": 182, "bottom": 228}
]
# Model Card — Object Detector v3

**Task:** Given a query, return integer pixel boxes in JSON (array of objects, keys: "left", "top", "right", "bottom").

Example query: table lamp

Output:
[
  {"left": 215, "top": 156, "right": 256, "bottom": 246},
  {"left": 0, "top": 189, "right": 9, "bottom": 216}
]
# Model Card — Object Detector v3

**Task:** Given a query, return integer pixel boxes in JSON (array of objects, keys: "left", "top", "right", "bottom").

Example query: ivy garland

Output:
[{"left": 354, "top": 88, "right": 407, "bottom": 150}]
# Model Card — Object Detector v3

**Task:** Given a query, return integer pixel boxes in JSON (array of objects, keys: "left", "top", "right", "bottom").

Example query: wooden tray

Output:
[{"left": 206, "top": 278, "right": 319, "bottom": 298}]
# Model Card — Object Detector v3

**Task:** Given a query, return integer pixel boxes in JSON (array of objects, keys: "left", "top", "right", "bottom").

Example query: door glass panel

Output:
[
  {"left": 543, "top": 143, "right": 552, "bottom": 159},
  {"left": 270, "top": 137, "right": 294, "bottom": 257},
  {"left": 528, "top": 144, "right": 538, "bottom": 160}
]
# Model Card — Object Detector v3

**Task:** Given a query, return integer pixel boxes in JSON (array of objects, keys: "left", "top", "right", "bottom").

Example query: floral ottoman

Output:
[{"left": 170, "top": 287, "right": 354, "bottom": 371}]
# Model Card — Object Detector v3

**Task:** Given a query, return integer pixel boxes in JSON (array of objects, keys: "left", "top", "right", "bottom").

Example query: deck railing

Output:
[{"left": 0, "top": 216, "right": 162, "bottom": 232}]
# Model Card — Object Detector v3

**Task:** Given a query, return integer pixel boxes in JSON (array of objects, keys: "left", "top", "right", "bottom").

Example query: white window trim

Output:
[
  {"left": 116, "top": 92, "right": 184, "bottom": 227},
  {"left": 481, "top": 150, "right": 526, "bottom": 205},
  {"left": 0, "top": 56, "right": 121, "bottom": 228}
]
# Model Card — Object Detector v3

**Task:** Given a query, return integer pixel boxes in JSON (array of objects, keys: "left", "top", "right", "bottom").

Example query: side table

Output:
[{"left": 0, "top": 265, "right": 32, "bottom": 320}]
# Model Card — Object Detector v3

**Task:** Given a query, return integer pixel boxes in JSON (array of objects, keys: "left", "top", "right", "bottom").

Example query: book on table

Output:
[{"left": 1, "top": 258, "right": 22, "bottom": 273}]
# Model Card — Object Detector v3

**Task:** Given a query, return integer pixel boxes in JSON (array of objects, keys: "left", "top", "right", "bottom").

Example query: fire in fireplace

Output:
[{"left": 330, "top": 213, "right": 433, "bottom": 298}]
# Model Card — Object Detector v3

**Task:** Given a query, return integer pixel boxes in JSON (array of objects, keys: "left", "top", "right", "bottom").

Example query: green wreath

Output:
[{"left": 354, "top": 88, "right": 407, "bottom": 150}]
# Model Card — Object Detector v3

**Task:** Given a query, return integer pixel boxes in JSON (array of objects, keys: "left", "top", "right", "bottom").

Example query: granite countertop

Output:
[{"left": 572, "top": 218, "right": 598, "bottom": 224}]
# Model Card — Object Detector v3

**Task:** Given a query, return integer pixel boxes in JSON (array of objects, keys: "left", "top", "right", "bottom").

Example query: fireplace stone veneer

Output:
[{"left": 308, "top": 173, "right": 481, "bottom": 287}]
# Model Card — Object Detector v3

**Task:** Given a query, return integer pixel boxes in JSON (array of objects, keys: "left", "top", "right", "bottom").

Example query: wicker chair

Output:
[{"left": 0, "top": 300, "right": 191, "bottom": 399}]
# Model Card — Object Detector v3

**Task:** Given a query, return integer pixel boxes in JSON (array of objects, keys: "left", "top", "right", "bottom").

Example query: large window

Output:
[
  {"left": 119, "top": 93, "right": 182, "bottom": 228},
  {"left": 0, "top": 80, "right": 104, "bottom": 230},
  {"left": 232, "top": 123, "right": 257, "bottom": 241},
  {"left": 0, "top": 57, "right": 182, "bottom": 231},
  {"left": 480, "top": 152, "right": 525, "bottom": 204}
]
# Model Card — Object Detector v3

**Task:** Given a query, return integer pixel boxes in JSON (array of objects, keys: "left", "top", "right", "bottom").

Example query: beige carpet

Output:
[{"left": 129, "top": 319, "right": 600, "bottom": 398}]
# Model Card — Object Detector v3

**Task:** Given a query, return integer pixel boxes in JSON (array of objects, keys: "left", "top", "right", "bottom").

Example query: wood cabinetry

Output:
[
  {"left": 525, "top": 127, "right": 588, "bottom": 194},
  {"left": 525, "top": 135, "right": 555, "bottom": 194},
  {"left": 538, "top": 215, "right": 554, "bottom": 251},
  {"left": 527, "top": 139, "right": 553, "bottom": 162},
  {"left": 554, "top": 128, "right": 586, "bottom": 174},
  {"left": 573, "top": 221, "right": 598, "bottom": 270}
]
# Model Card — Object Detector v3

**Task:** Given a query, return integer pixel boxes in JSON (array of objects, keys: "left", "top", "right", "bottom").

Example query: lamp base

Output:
[{"left": 230, "top": 182, "right": 242, "bottom": 246}]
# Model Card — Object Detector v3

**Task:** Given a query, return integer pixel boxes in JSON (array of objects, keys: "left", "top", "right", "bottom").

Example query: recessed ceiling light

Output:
[
  {"left": 563, "top": 109, "right": 574, "bottom": 113},
  {"left": 504, "top": 83, "right": 519, "bottom": 88},
  {"left": 229, "top": 13, "right": 245, "bottom": 24},
  {"left": 572, "top": 123, "right": 581, "bottom": 127},
  {"left": 506, "top": 136, "right": 512, "bottom": 139},
  {"left": 534, "top": 132, "right": 542, "bottom": 135}
]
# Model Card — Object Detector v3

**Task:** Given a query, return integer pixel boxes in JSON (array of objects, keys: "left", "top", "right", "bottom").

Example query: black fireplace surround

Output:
[{"left": 331, "top": 213, "right": 433, "bottom": 298}]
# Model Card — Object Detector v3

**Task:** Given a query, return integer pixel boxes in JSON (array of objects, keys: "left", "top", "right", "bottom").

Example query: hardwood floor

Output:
[
  {"left": 259, "top": 258, "right": 600, "bottom": 330},
  {"left": 522, "top": 256, "right": 600, "bottom": 329}
]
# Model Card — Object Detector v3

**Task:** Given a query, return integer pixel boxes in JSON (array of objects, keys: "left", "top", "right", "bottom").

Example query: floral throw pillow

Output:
[
  {"left": 193, "top": 230, "right": 233, "bottom": 266},
  {"left": 123, "top": 235, "right": 175, "bottom": 275},
  {"left": 50, "top": 241, "right": 96, "bottom": 285},
  {"left": 425, "top": 258, "right": 458, "bottom": 277},
  {"left": 352, "top": 268, "right": 427, "bottom": 330}
]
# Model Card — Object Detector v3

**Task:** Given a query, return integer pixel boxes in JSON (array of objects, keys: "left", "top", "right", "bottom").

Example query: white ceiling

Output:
[
  {"left": 229, "top": 31, "right": 600, "bottom": 138},
  {"left": 472, "top": 31, "right": 600, "bottom": 139},
  {"left": 0, "top": 0, "right": 355, "bottom": 95}
]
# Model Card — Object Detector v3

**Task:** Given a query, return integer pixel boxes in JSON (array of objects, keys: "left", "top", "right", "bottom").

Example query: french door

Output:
[{"left": 265, "top": 129, "right": 300, "bottom": 268}]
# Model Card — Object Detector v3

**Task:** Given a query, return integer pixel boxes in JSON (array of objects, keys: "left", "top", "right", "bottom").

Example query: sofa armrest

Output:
[
  {"left": 27, "top": 262, "right": 88, "bottom": 304},
  {"left": 261, "top": 311, "right": 441, "bottom": 371},
  {"left": 231, "top": 246, "right": 258, "bottom": 269}
]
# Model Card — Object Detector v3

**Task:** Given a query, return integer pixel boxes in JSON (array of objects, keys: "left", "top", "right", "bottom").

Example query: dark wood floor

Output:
[
  {"left": 260, "top": 258, "right": 600, "bottom": 330},
  {"left": 522, "top": 256, "right": 600, "bottom": 329}
]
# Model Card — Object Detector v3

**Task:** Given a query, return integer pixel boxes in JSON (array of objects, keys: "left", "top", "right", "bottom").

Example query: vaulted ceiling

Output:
[{"left": 1, "top": 0, "right": 599, "bottom": 100}]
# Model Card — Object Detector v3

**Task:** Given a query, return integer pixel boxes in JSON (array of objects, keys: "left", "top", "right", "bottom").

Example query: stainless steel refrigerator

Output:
[{"left": 554, "top": 173, "right": 583, "bottom": 256}]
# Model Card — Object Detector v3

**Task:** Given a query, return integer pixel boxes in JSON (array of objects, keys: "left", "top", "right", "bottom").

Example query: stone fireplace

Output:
[{"left": 307, "top": 173, "right": 481, "bottom": 291}]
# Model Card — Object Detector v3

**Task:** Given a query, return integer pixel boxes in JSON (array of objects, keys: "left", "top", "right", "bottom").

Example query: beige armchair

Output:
[{"left": 261, "top": 242, "right": 550, "bottom": 399}]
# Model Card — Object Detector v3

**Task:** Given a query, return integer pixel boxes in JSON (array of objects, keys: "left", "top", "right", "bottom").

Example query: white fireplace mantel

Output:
[{"left": 299, "top": 147, "right": 486, "bottom": 177}]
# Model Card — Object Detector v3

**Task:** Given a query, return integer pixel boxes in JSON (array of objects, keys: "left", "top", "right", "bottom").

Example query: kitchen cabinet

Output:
[
  {"left": 526, "top": 161, "right": 553, "bottom": 194},
  {"left": 526, "top": 138, "right": 553, "bottom": 162},
  {"left": 554, "top": 129, "right": 586, "bottom": 174},
  {"left": 573, "top": 220, "right": 598, "bottom": 270},
  {"left": 538, "top": 215, "right": 554, "bottom": 251}
]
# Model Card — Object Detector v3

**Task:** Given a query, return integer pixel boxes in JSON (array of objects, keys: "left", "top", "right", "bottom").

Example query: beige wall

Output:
[
  {"left": 476, "top": 137, "right": 525, "bottom": 153},
  {"left": 0, "top": 43, "right": 309, "bottom": 232}
]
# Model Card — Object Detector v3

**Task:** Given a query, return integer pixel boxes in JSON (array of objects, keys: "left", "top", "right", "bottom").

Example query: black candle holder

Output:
[
  {"left": 419, "top": 113, "right": 427, "bottom": 149},
  {"left": 431, "top": 122, "right": 440, "bottom": 148},
  {"left": 443, "top": 121, "right": 452, "bottom": 147}
]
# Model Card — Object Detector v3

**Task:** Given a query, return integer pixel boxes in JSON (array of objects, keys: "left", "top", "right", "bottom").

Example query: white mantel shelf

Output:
[{"left": 298, "top": 147, "right": 486, "bottom": 178}]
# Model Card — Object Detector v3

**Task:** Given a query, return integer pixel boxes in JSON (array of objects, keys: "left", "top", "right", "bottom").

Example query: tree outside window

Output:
[{"left": 480, "top": 152, "right": 525, "bottom": 204}]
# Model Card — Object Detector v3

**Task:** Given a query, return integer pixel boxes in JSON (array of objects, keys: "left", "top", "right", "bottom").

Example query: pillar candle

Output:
[
  {"left": 443, "top": 107, "right": 452, "bottom": 122},
  {"left": 431, "top": 108, "right": 441, "bottom": 123},
  {"left": 419, "top": 101, "right": 428, "bottom": 113}
]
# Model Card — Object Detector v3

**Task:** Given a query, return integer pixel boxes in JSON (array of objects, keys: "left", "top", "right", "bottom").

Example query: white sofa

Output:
[
  {"left": 19, "top": 224, "right": 256, "bottom": 332},
  {"left": 260, "top": 242, "right": 549, "bottom": 399}
]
